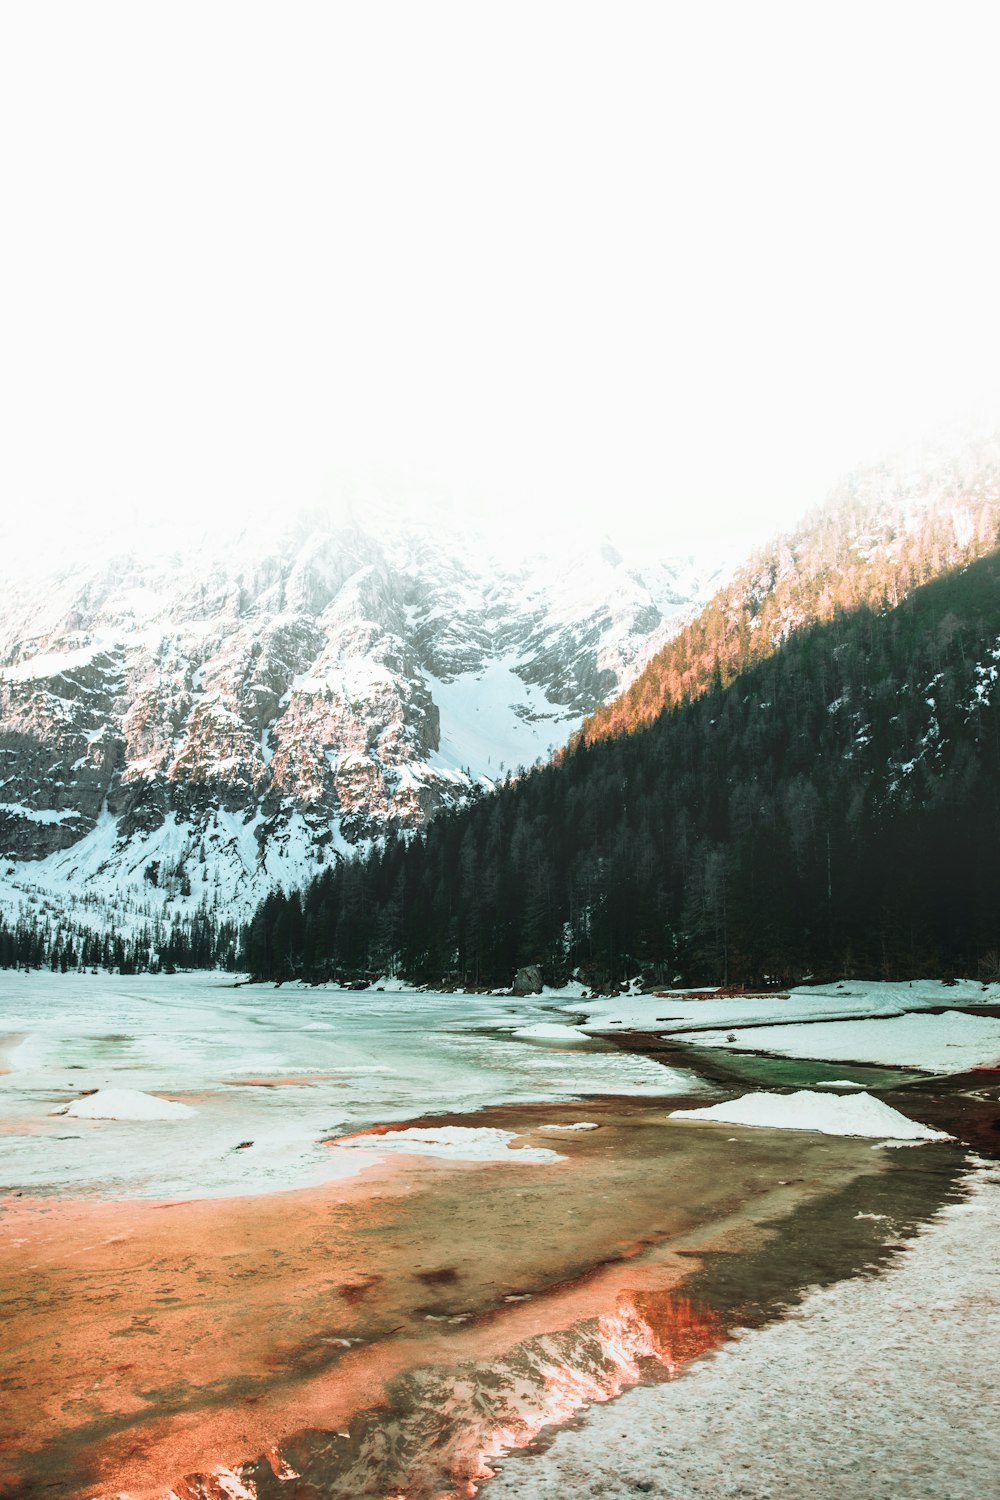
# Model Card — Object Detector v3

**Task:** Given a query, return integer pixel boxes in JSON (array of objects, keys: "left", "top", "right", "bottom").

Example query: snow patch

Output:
[
  {"left": 54, "top": 1088, "right": 196, "bottom": 1121},
  {"left": 670, "top": 1089, "right": 949, "bottom": 1140},
  {"left": 512, "top": 1023, "right": 592, "bottom": 1043},
  {"left": 569, "top": 980, "right": 1000, "bottom": 1051},
  {"left": 335, "top": 1125, "right": 564, "bottom": 1163},
  {"left": 425, "top": 658, "right": 569, "bottom": 781},
  {"left": 0, "top": 802, "right": 81, "bottom": 825},
  {"left": 679, "top": 1010, "right": 1000, "bottom": 1073},
  {"left": 0, "top": 642, "right": 104, "bottom": 682}
]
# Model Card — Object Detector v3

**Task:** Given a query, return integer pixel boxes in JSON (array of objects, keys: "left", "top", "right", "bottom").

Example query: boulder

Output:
[{"left": 512, "top": 964, "right": 543, "bottom": 996}]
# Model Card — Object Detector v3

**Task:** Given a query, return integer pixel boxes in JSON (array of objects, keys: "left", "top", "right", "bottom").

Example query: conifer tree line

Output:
[
  {"left": 246, "top": 549, "right": 1000, "bottom": 988},
  {"left": 0, "top": 906, "right": 241, "bottom": 974}
]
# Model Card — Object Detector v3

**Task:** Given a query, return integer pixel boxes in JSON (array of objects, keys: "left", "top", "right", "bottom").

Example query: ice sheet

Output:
[
  {"left": 0, "top": 972, "right": 698, "bottom": 1199},
  {"left": 569, "top": 979, "right": 1000, "bottom": 1039},
  {"left": 675, "top": 1009, "right": 1000, "bottom": 1073}
]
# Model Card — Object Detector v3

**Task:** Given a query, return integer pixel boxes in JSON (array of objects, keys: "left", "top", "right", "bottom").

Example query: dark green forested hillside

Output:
[
  {"left": 247, "top": 550, "right": 1000, "bottom": 988},
  {"left": 578, "top": 459, "right": 1000, "bottom": 746}
]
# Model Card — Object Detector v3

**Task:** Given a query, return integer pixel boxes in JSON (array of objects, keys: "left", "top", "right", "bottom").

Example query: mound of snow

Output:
[
  {"left": 670, "top": 1090, "right": 949, "bottom": 1140},
  {"left": 677, "top": 1010, "right": 1000, "bottom": 1073},
  {"left": 814, "top": 1079, "right": 867, "bottom": 1089},
  {"left": 512, "top": 1023, "right": 591, "bottom": 1042},
  {"left": 55, "top": 1088, "right": 196, "bottom": 1121},
  {"left": 336, "top": 1125, "right": 563, "bottom": 1163},
  {"left": 539, "top": 1121, "right": 600, "bottom": 1131}
]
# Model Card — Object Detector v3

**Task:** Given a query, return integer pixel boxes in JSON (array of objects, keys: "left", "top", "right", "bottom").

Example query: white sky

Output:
[{"left": 2, "top": 1, "right": 1000, "bottom": 565}]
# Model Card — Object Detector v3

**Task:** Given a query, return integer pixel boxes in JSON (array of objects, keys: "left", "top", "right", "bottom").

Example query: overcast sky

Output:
[{"left": 2, "top": 1, "right": 1000, "bottom": 565}]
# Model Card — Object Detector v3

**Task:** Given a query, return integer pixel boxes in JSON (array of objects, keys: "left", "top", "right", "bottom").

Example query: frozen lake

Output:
[{"left": 0, "top": 973, "right": 696, "bottom": 1198}]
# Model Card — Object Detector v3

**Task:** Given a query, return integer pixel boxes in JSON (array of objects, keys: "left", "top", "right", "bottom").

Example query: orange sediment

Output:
[{"left": 0, "top": 1096, "right": 910, "bottom": 1500}]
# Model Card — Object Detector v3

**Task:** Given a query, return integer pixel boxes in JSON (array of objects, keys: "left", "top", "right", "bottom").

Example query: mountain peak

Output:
[{"left": 0, "top": 508, "right": 716, "bottom": 950}]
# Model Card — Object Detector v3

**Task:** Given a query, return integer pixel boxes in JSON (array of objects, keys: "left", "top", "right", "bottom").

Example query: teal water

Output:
[{"left": 673, "top": 1042, "right": 927, "bottom": 1092}]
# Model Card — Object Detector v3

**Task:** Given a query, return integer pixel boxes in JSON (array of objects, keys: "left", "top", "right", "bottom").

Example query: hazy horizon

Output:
[{"left": 3, "top": 3, "right": 1000, "bottom": 565}]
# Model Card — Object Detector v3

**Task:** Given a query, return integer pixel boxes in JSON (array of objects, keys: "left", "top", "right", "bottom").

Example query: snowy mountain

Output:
[
  {"left": 0, "top": 507, "right": 719, "bottom": 943},
  {"left": 580, "top": 432, "right": 1000, "bottom": 745}
]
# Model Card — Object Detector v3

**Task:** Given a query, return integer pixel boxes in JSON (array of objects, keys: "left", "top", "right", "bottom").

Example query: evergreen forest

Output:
[
  {"left": 246, "top": 550, "right": 1000, "bottom": 988},
  {"left": 0, "top": 907, "right": 242, "bottom": 975}
]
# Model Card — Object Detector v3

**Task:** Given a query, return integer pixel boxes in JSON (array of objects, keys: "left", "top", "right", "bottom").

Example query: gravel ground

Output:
[{"left": 485, "top": 1159, "right": 1000, "bottom": 1500}]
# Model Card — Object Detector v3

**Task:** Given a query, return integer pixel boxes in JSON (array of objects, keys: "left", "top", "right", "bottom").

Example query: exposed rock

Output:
[
  {"left": 513, "top": 965, "right": 543, "bottom": 996},
  {"left": 0, "top": 511, "right": 717, "bottom": 935}
]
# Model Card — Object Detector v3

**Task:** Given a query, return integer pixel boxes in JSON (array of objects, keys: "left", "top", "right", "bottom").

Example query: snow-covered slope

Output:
[{"left": 0, "top": 508, "right": 718, "bottom": 938}]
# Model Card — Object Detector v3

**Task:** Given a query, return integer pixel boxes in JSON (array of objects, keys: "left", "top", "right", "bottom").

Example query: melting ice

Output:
[{"left": 0, "top": 972, "right": 696, "bottom": 1199}]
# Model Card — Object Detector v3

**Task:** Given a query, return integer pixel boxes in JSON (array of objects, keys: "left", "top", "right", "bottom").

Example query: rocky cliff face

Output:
[{"left": 0, "top": 511, "right": 717, "bottom": 936}]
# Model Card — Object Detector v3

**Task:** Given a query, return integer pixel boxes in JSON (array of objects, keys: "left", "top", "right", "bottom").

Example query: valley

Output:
[{"left": 5, "top": 10, "right": 1000, "bottom": 1497}]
